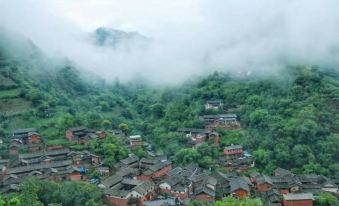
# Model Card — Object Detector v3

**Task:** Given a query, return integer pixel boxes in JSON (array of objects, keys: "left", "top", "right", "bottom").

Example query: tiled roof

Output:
[
  {"left": 283, "top": 193, "right": 314, "bottom": 200},
  {"left": 257, "top": 175, "right": 273, "bottom": 185},
  {"left": 12, "top": 128, "right": 37, "bottom": 135},
  {"left": 194, "top": 186, "right": 215, "bottom": 197},
  {"left": 166, "top": 167, "right": 183, "bottom": 177},
  {"left": 224, "top": 144, "right": 242, "bottom": 150},
  {"left": 230, "top": 177, "right": 250, "bottom": 192},
  {"left": 120, "top": 156, "right": 139, "bottom": 165},
  {"left": 7, "top": 160, "right": 73, "bottom": 174},
  {"left": 274, "top": 167, "right": 293, "bottom": 176},
  {"left": 68, "top": 126, "right": 87, "bottom": 132},
  {"left": 143, "top": 161, "right": 171, "bottom": 175},
  {"left": 133, "top": 181, "right": 155, "bottom": 195},
  {"left": 102, "top": 175, "right": 123, "bottom": 188},
  {"left": 161, "top": 175, "right": 184, "bottom": 187},
  {"left": 19, "top": 149, "right": 70, "bottom": 159}
]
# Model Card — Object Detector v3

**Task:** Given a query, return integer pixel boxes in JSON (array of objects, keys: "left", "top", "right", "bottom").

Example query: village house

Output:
[
  {"left": 178, "top": 128, "right": 221, "bottom": 148},
  {"left": 67, "top": 150, "right": 100, "bottom": 166},
  {"left": 194, "top": 176, "right": 217, "bottom": 202},
  {"left": 110, "top": 129, "right": 125, "bottom": 137},
  {"left": 129, "top": 135, "right": 143, "bottom": 147},
  {"left": 271, "top": 169, "right": 302, "bottom": 194},
  {"left": 0, "top": 160, "right": 9, "bottom": 181},
  {"left": 138, "top": 161, "right": 172, "bottom": 181},
  {"left": 139, "top": 158, "right": 158, "bottom": 169},
  {"left": 256, "top": 175, "right": 273, "bottom": 192},
  {"left": 271, "top": 176, "right": 302, "bottom": 194},
  {"left": 96, "top": 167, "right": 110, "bottom": 176},
  {"left": 65, "top": 126, "right": 96, "bottom": 145},
  {"left": 259, "top": 188, "right": 282, "bottom": 206},
  {"left": 230, "top": 177, "right": 251, "bottom": 199},
  {"left": 12, "top": 128, "right": 39, "bottom": 144},
  {"left": 10, "top": 128, "right": 42, "bottom": 153},
  {"left": 205, "top": 100, "right": 223, "bottom": 110},
  {"left": 224, "top": 144, "right": 243, "bottom": 160},
  {"left": 103, "top": 177, "right": 156, "bottom": 206},
  {"left": 200, "top": 114, "right": 240, "bottom": 131},
  {"left": 159, "top": 175, "right": 191, "bottom": 200},
  {"left": 165, "top": 167, "right": 183, "bottom": 179},
  {"left": 210, "top": 171, "right": 233, "bottom": 199},
  {"left": 114, "top": 155, "right": 140, "bottom": 170},
  {"left": 283, "top": 193, "right": 314, "bottom": 206}
]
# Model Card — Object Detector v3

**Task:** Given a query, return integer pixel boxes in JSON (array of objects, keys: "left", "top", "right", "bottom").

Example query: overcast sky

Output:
[{"left": 1, "top": 0, "right": 339, "bottom": 83}]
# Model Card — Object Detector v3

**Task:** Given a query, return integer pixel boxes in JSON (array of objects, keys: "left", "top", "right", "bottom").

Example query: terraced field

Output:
[
  {"left": 0, "top": 74, "right": 16, "bottom": 86},
  {"left": 0, "top": 98, "right": 31, "bottom": 112},
  {"left": 0, "top": 88, "right": 21, "bottom": 99}
]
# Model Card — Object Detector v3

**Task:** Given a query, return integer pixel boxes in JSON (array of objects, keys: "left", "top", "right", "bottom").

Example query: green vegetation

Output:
[
  {"left": 189, "top": 196, "right": 262, "bottom": 206},
  {"left": 0, "top": 178, "right": 104, "bottom": 206},
  {"left": 314, "top": 192, "right": 339, "bottom": 206}
]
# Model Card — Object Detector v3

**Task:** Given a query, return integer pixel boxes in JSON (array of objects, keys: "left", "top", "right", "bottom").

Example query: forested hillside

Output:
[{"left": 0, "top": 34, "right": 338, "bottom": 179}]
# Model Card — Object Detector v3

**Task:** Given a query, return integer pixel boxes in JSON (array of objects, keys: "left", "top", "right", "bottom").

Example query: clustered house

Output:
[
  {"left": 200, "top": 114, "right": 241, "bottom": 131},
  {"left": 178, "top": 128, "right": 221, "bottom": 148},
  {"left": 129, "top": 135, "right": 143, "bottom": 148},
  {"left": 9, "top": 128, "right": 42, "bottom": 155},
  {"left": 1, "top": 126, "right": 339, "bottom": 206},
  {"left": 66, "top": 126, "right": 104, "bottom": 145},
  {"left": 110, "top": 162, "right": 337, "bottom": 206},
  {"left": 205, "top": 100, "right": 223, "bottom": 110},
  {"left": 218, "top": 144, "right": 254, "bottom": 173},
  {"left": 0, "top": 148, "right": 101, "bottom": 193},
  {"left": 251, "top": 168, "right": 339, "bottom": 206},
  {"left": 1, "top": 128, "right": 103, "bottom": 193}
]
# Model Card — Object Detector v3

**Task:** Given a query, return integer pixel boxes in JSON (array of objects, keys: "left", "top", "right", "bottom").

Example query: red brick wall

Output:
[
  {"left": 137, "top": 174, "right": 151, "bottom": 181},
  {"left": 98, "top": 132, "right": 105, "bottom": 139},
  {"left": 91, "top": 157, "right": 100, "bottom": 165},
  {"left": 68, "top": 173, "right": 83, "bottom": 181},
  {"left": 130, "top": 140, "right": 142, "bottom": 146},
  {"left": 234, "top": 189, "right": 248, "bottom": 199},
  {"left": 160, "top": 188, "right": 188, "bottom": 200},
  {"left": 27, "top": 135, "right": 40, "bottom": 144},
  {"left": 195, "top": 193, "right": 214, "bottom": 202},
  {"left": 160, "top": 188, "right": 171, "bottom": 194},
  {"left": 283, "top": 199, "right": 313, "bottom": 206},
  {"left": 47, "top": 145, "right": 64, "bottom": 150},
  {"left": 171, "top": 191, "right": 188, "bottom": 200},
  {"left": 279, "top": 189, "right": 289, "bottom": 194},
  {"left": 214, "top": 135, "right": 220, "bottom": 145},
  {"left": 152, "top": 164, "right": 172, "bottom": 179},
  {"left": 104, "top": 196, "right": 129, "bottom": 206},
  {"left": 66, "top": 130, "right": 73, "bottom": 141},
  {"left": 257, "top": 183, "right": 272, "bottom": 192},
  {"left": 28, "top": 145, "right": 41, "bottom": 152}
]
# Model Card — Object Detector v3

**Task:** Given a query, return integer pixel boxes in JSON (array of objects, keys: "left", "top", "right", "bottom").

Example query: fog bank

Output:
[{"left": 1, "top": 0, "right": 339, "bottom": 84}]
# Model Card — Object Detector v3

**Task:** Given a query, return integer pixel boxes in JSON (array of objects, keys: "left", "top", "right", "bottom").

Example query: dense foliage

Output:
[
  {"left": 0, "top": 178, "right": 104, "bottom": 206},
  {"left": 189, "top": 196, "right": 262, "bottom": 206}
]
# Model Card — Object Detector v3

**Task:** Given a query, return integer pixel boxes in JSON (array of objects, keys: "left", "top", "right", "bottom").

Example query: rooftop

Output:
[
  {"left": 12, "top": 128, "right": 37, "bottom": 135},
  {"left": 225, "top": 144, "right": 243, "bottom": 150},
  {"left": 283, "top": 193, "right": 314, "bottom": 200}
]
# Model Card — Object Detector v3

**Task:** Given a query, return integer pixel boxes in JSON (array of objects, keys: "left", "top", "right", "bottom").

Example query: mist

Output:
[{"left": 1, "top": 0, "right": 339, "bottom": 84}]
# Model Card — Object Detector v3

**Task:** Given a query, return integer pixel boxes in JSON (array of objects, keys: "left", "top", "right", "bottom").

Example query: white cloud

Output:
[{"left": 1, "top": 0, "right": 339, "bottom": 84}]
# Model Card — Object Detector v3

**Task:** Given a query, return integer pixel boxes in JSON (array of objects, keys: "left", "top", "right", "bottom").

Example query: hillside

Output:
[{"left": 0, "top": 32, "right": 338, "bottom": 179}]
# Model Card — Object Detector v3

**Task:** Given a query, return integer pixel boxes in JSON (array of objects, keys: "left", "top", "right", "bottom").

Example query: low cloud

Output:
[{"left": 1, "top": 0, "right": 339, "bottom": 84}]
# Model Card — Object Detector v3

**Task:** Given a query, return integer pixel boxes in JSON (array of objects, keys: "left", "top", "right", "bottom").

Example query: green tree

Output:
[
  {"left": 101, "top": 119, "right": 112, "bottom": 130},
  {"left": 314, "top": 192, "right": 339, "bottom": 206},
  {"left": 119, "top": 123, "right": 129, "bottom": 134}
]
